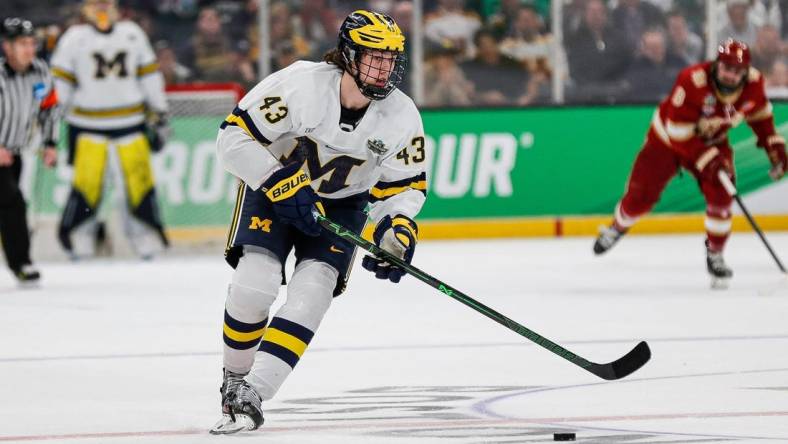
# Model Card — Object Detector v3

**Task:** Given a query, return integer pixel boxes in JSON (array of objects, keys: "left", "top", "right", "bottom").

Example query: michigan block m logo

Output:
[
  {"left": 249, "top": 217, "right": 272, "bottom": 232},
  {"left": 93, "top": 52, "right": 128, "bottom": 79}
]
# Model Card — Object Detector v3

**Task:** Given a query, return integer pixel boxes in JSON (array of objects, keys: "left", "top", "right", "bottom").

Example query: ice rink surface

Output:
[{"left": 1, "top": 233, "right": 788, "bottom": 443}]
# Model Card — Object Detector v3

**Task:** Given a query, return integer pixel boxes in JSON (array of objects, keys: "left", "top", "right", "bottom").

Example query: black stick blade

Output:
[{"left": 588, "top": 341, "right": 651, "bottom": 380}]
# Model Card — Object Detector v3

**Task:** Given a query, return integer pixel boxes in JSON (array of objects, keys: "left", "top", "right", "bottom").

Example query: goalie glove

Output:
[
  {"left": 262, "top": 162, "right": 325, "bottom": 236},
  {"left": 146, "top": 112, "right": 171, "bottom": 152},
  {"left": 765, "top": 137, "right": 786, "bottom": 180},
  {"left": 362, "top": 215, "right": 417, "bottom": 283}
]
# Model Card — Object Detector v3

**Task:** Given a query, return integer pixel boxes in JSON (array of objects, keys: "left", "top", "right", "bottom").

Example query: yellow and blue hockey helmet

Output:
[{"left": 338, "top": 10, "right": 407, "bottom": 100}]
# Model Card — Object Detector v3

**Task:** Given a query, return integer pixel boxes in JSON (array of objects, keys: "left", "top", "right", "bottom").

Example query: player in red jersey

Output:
[{"left": 593, "top": 39, "right": 786, "bottom": 288}]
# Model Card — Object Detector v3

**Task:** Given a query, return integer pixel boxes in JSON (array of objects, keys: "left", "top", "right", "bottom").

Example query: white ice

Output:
[{"left": 1, "top": 233, "right": 788, "bottom": 443}]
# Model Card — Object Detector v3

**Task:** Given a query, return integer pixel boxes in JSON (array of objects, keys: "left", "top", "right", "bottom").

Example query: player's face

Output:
[
  {"left": 715, "top": 61, "right": 747, "bottom": 89},
  {"left": 3, "top": 37, "right": 37, "bottom": 70},
  {"left": 357, "top": 49, "right": 397, "bottom": 87}
]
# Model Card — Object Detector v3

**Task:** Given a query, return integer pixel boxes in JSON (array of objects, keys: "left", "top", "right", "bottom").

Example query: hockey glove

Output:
[
  {"left": 262, "top": 162, "right": 325, "bottom": 236},
  {"left": 765, "top": 140, "right": 786, "bottom": 180},
  {"left": 146, "top": 112, "right": 171, "bottom": 152},
  {"left": 695, "top": 147, "right": 732, "bottom": 186},
  {"left": 362, "top": 215, "right": 417, "bottom": 283}
]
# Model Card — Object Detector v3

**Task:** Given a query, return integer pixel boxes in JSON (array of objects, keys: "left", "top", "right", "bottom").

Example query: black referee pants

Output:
[{"left": 0, "top": 155, "right": 32, "bottom": 272}]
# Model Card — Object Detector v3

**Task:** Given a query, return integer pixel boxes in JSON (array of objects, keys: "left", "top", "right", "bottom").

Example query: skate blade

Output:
[
  {"left": 209, "top": 414, "right": 258, "bottom": 435},
  {"left": 710, "top": 277, "right": 730, "bottom": 290},
  {"left": 17, "top": 280, "right": 41, "bottom": 289}
]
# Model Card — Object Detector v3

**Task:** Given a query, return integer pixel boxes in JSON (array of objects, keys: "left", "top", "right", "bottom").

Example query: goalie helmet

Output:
[
  {"left": 338, "top": 10, "right": 406, "bottom": 100},
  {"left": 83, "top": 0, "right": 119, "bottom": 32}
]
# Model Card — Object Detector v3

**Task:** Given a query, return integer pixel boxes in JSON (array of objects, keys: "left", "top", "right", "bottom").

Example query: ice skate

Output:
[
  {"left": 14, "top": 264, "right": 41, "bottom": 288},
  {"left": 209, "top": 380, "right": 263, "bottom": 434},
  {"left": 593, "top": 225, "right": 626, "bottom": 255},
  {"left": 218, "top": 369, "right": 245, "bottom": 415},
  {"left": 706, "top": 242, "right": 732, "bottom": 290}
]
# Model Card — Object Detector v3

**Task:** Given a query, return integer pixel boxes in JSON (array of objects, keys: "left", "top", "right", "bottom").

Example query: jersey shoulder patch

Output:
[
  {"left": 690, "top": 69, "right": 707, "bottom": 88},
  {"left": 747, "top": 67, "right": 762, "bottom": 83}
]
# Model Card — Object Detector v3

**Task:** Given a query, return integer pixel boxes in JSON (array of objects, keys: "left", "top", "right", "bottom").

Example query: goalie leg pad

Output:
[
  {"left": 72, "top": 133, "right": 109, "bottom": 209},
  {"left": 59, "top": 133, "right": 109, "bottom": 254},
  {"left": 114, "top": 134, "right": 169, "bottom": 248},
  {"left": 223, "top": 249, "right": 281, "bottom": 375}
]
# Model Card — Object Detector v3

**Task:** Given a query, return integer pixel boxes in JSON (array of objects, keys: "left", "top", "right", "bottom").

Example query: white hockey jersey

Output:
[
  {"left": 50, "top": 21, "right": 167, "bottom": 130},
  {"left": 217, "top": 61, "right": 427, "bottom": 223}
]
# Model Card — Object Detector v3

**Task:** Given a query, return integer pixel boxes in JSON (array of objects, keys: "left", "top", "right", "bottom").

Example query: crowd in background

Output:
[{"left": 2, "top": 0, "right": 788, "bottom": 106}]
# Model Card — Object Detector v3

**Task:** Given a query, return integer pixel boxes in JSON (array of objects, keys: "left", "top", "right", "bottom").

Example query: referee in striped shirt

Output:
[{"left": 0, "top": 17, "right": 58, "bottom": 284}]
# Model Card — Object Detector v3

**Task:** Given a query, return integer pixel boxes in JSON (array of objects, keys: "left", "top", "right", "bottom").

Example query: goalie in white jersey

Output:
[
  {"left": 211, "top": 10, "right": 427, "bottom": 434},
  {"left": 50, "top": 0, "right": 169, "bottom": 259}
]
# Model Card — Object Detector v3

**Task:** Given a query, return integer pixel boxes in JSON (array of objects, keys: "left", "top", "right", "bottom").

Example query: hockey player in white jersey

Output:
[
  {"left": 211, "top": 10, "right": 427, "bottom": 434},
  {"left": 50, "top": 0, "right": 169, "bottom": 259}
]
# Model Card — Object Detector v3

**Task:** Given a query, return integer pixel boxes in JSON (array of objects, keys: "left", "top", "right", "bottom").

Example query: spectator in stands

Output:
[
  {"left": 563, "top": 0, "right": 589, "bottom": 36},
  {"left": 612, "top": 0, "right": 666, "bottom": 52},
  {"left": 424, "top": 0, "right": 482, "bottom": 59},
  {"left": 269, "top": 1, "right": 312, "bottom": 62},
  {"left": 751, "top": 25, "right": 784, "bottom": 72},
  {"left": 155, "top": 40, "right": 192, "bottom": 85},
  {"left": 180, "top": 6, "right": 255, "bottom": 85},
  {"left": 717, "top": 0, "right": 782, "bottom": 37},
  {"left": 486, "top": 0, "right": 525, "bottom": 40},
  {"left": 718, "top": 0, "right": 760, "bottom": 46},
  {"left": 764, "top": 58, "right": 788, "bottom": 98},
  {"left": 665, "top": 10, "right": 703, "bottom": 66},
  {"left": 645, "top": 0, "right": 674, "bottom": 12},
  {"left": 499, "top": 5, "right": 551, "bottom": 73},
  {"left": 272, "top": 40, "right": 299, "bottom": 72},
  {"left": 566, "top": 0, "right": 633, "bottom": 102},
  {"left": 498, "top": 5, "right": 556, "bottom": 104},
  {"left": 297, "top": 0, "right": 338, "bottom": 55},
  {"left": 424, "top": 39, "right": 474, "bottom": 106},
  {"left": 623, "top": 29, "right": 684, "bottom": 102},
  {"left": 461, "top": 29, "right": 529, "bottom": 106}
]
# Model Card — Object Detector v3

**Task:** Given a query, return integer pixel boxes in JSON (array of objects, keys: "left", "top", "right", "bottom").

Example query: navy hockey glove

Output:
[
  {"left": 262, "top": 163, "right": 325, "bottom": 236},
  {"left": 362, "top": 215, "right": 417, "bottom": 283},
  {"left": 146, "top": 112, "right": 171, "bottom": 152}
]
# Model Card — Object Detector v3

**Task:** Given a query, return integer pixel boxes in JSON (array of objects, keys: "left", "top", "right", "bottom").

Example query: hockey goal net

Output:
[{"left": 157, "top": 83, "right": 245, "bottom": 250}]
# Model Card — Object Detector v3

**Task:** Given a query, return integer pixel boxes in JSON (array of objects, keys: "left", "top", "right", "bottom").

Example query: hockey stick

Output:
[
  {"left": 317, "top": 215, "right": 651, "bottom": 381},
  {"left": 718, "top": 171, "right": 787, "bottom": 273}
]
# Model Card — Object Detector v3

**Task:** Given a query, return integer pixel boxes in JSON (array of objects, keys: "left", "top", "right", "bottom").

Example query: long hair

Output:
[{"left": 323, "top": 48, "right": 347, "bottom": 71}]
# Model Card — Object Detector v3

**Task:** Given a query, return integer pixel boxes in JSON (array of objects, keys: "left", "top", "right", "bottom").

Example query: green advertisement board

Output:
[{"left": 31, "top": 103, "right": 786, "bottom": 227}]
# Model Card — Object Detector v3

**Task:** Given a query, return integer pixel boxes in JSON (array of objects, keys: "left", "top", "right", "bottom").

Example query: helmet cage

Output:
[{"left": 340, "top": 41, "right": 406, "bottom": 100}]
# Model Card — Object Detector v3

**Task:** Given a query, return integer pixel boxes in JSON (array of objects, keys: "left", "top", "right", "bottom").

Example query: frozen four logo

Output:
[{"left": 366, "top": 138, "right": 387, "bottom": 155}]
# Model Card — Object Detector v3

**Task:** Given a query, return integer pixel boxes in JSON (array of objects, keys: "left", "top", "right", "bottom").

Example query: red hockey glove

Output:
[
  {"left": 695, "top": 147, "right": 732, "bottom": 185},
  {"left": 766, "top": 140, "right": 786, "bottom": 180}
]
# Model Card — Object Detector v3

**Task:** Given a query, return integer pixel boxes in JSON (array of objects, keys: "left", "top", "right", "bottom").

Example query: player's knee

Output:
[
  {"left": 284, "top": 260, "right": 337, "bottom": 327},
  {"left": 706, "top": 203, "right": 732, "bottom": 219},
  {"left": 226, "top": 250, "right": 282, "bottom": 320},
  {"left": 623, "top": 184, "right": 660, "bottom": 216}
]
